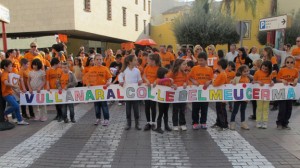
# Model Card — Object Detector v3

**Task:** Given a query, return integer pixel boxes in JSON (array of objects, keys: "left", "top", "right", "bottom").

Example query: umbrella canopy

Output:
[{"left": 135, "top": 38, "right": 157, "bottom": 46}]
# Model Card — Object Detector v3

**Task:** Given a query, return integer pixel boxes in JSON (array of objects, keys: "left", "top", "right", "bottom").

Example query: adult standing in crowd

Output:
[
  {"left": 248, "top": 46, "right": 261, "bottom": 62},
  {"left": 159, "top": 45, "right": 175, "bottom": 68},
  {"left": 24, "top": 42, "right": 44, "bottom": 68},
  {"left": 292, "top": 36, "right": 300, "bottom": 83},
  {"left": 225, "top": 44, "right": 238, "bottom": 62},
  {"left": 233, "top": 47, "right": 253, "bottom": 70},
  {"left": 104, "top": 48, "right": 115, "bottom": 68}
]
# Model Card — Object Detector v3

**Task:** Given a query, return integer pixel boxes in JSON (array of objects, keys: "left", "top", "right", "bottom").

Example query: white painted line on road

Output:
[
  {"left": 206, "top": 107, "right": 274, "bottom": 168},
  {"left": 0, "top": 104, "right": 93, "bottom": 168},
  {"left": 70, "top": 105, "right": 125, "bottom": 168}
]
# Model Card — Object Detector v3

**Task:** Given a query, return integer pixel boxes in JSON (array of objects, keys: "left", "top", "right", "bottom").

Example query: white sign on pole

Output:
[
  {"left": 259, "top": 15, "right": 287, "bottom": 31},
  {"left": 0, "top": 4, "right": 10, "bottom": 23}
]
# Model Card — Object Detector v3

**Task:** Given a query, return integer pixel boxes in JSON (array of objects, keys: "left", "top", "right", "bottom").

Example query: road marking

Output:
[
  {"left": 70, "top": 105, "right": 125, "bottom": 168},
  {"left": 206, "top": 107, "right": 274, "bottom": 168},
  {"left": 0, "top": 104, "right": 92, "bottom": 168}
]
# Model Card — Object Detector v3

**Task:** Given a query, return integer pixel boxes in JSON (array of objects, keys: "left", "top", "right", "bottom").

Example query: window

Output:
[
  {"left": 135, "top": 0, "right": 138, "bottom": 5},
  {"left": 148, "top": 1, "right": 151, "bottom": 15},
  {"left": 143, "top": 0, "right": 146, "bottom": 11},
  {"left": 122, "top": 7, "right": 127, "bottom": 26},
  {"left": 107, "top": 0, "right": 112, "bottom": 20},
  {"left": 143, "top": 20, "right": 146, "bottom": 34},
  {"left": 84, "top": 0, "right": 91, "bottom": 12},
  {"left": 135, "top": 14, "right": 139, "bottom": 31}
]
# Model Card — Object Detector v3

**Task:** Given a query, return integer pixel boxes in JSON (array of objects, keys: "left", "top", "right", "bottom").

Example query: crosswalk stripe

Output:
[
  {"left": 206, "top": 107, "right": 274, "bottom": 168},
  {"left": 0, "top": 104, "right": 92, "bottom": 168}
]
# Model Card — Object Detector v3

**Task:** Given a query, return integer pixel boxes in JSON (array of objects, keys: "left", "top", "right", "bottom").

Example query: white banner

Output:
[{"left": 19, "top": 83, "right": 300, "bottom": 105}]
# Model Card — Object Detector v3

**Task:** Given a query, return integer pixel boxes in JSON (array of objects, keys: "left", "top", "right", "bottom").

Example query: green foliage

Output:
[
  {"left": 172, "top": 0, "right": 240, "bottom": 49},
  {"left": 285, "top": 9, "right": 300, "bottom": 45},
  {"left": 257, "top": 31, "right": 267, "bottom": 45}
]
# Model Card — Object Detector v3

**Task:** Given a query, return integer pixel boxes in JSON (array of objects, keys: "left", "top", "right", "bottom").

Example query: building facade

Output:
[{"left": 0, "top": 0, "right": 151, "bottom": 52}]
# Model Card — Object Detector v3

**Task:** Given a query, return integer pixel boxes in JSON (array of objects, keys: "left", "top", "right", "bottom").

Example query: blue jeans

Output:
[
  {"left": 4, "top": 95, "right": 22, "bottom": 122},
  {"left": 94, "top": 101, "right": 109, "bottom": 120}
]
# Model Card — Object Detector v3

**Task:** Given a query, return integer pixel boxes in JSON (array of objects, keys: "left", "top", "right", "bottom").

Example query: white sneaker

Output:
[
  {"left": 262, "top": 122, "right": 268, "bottom": 129},
  {"left": 118, "top": 102, "right": 122, "bottom": 106},
  {"left": 17, "top": 121, "right": 29, "bottom": 125},
  {"left": 181, "top": 125, "right": 187, "bottom": 131},
  {"left": 94, "top": 119, "right": 100, "bottom": 125},
  {"left": 12, "top": 118, "right": 18, "bottom": 123},
  {"left": 173, "top": 126, "right": 179, "bottom": 131},
  {"left": 256, "top": 122, "right": 262, "bottom": 128}
]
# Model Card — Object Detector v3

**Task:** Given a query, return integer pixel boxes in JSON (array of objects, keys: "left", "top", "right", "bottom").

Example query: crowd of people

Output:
[{"left": 1, "top": 36, "right": 300, "bottom": 134}]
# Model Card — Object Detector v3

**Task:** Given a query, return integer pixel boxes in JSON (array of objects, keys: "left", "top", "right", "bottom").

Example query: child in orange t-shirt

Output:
[
  {"left": 28, "top": 59, "right": 47, "bottom": 122},
  {"left": 189, "top": 52, "right": 213, "bottom": 130},
  {"left": 58, "top": 62, "right": 78, "bottom": 123},
  {"left": 276, "top": 56, "right": 299, "bottom": 129},
  {"left": 230, "top": 65, "right": 251, "bottom": 130},
  {"left": 1, "top": 59, "right": 29, "bottom": 125},
  {"left": 87, "top": 54, "right": 112, "bottom": 126},
  {"left": 143, "top": 53, "right": 161, "bottom": 131},
  {"left": 19, "top": 58, "right": 35, "bottom": 119},
  {"left": 46, "top": 58, "right": 63, "bottom": 122},
  {"left": 168, "top": 59, "right": 188, "bottom": 131},
  {"left": 253, "top": 60, "right": 274, "bottom": 129},
  {"left": 226, "top": 61, "right": 236, "bottom": 112},
  {"left": 212, "top": 59, "right": 228, "bottom": 130}
]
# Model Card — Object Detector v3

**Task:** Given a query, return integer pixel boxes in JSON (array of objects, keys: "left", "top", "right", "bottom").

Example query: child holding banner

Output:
[
  {"left": 212, "top": 59, "right": 229, "bottom": 131},
  {"left": 143, "top": 53, "right": 161, "bottom": 131},
  {"left": 28, "top": 59, "right": 47, "bottom": 122},
  {"left": 276, "top": 56, "right": 299, "bottom": 129},
  {"left": 189, "top": 52, "right": 213, "bottom": 130},
  {"left": 230, "top": 65, "right": 250, "bottom": 130},
  {"left": 118, "top": 55, "right": 143, "bottom": 130},
  {"left": 87, "top": 54, "right": 112, "bottom": 126},
  {"left": 46, "top": 58, "right": 63, "bottom": 122},
  {"left": 1, "top": 59, "right": 29, "bottom": 125},
  {"left": 253, "top": 61, "right": 274, "bottom": 129},
  {"left": 153, "top": 67, "right": 173, "bottom": 133},
  {"left": 169, "top": 59, "right": 188, "bottom": 131}
]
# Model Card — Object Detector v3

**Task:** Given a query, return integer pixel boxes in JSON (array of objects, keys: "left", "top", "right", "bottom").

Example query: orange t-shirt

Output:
[
  {"left": 271, "top": 56, "right": 277, "bottom": 65},
  {"left": 168, "top": 71, "right": 187, "bottom": 86},
  {"left": 292, "top": 47, "right": 300, "bottom": 70},
  {"left": 239, "top": 76, "right": 250, "bottom": 83},
  {"left": 10, "top": 58, "right": 20, "bottom": 73},
  {"left": 60, "top": 72, "right": 69, "bottom": 89},
  {"left": 1, "top": 71, "right": 14, "bottom": 97},
  {"left": 155, "top": 78, "right": 172, "bottom": 87},
  {"left": 141, "top": 56, "right": 148, "bottom": 68},
  {"left": 143, "top": 65, "right": 159, "bottom": 84},
  {"left": 55, "top": 54, "right": 66, "bottom": 62},
  {"left": 254, "top": 70, "right": 273, "bottom": 84},
  {"left": 207, "top": 55, "right": 219, "bottom": 70},
  {"left": 276, "top": 67, "right": 299, "bottom": 83},
  {"left": 225, "top": 70, "right": 236, "bottom": 84},
  {"left": 212, "top": 71, "right": 227, "bottom": 87},
  {"left": 160, "top": 52, "right": 175, "bottom": 67},
  {"left": 43, "top": 59, "right": 51, "bottom": 68},
  {"left": 24, "top": 52, "right": 44, "bottom": 68},
  {"left": 85, "top": 66, "right": 112, "bottom": 86},
  {"left": 45, "top": 54, "right": 52, "bottom": 62},
  {"left": 83, "top": 66, "right": 90, "bottom": 75},
  {"left": 46, "top": 68, "right": 63, "bottom": 89},
  {"left": 104, "top": 56, "right": 116, "bottom": 68},
  {"left": 235, "top": 56, "right": 246, "bottom": 70},
  {"left": 188, "top": 66, "right": 213, "bottom": 85},
  {"left": 18, "top": 68, "right": 30, "bottom": 90},
  {"left": 137, "top": 65, "right": 144, "bottom": 76}
]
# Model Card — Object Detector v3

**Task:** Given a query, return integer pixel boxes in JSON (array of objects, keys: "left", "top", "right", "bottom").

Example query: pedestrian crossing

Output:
[{"left": 0, "top": 103, "right": 299, "bottom": 168}]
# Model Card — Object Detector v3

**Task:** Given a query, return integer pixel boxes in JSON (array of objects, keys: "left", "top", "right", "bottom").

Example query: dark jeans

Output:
[
  {"left": 230, "top": 101, "right": 247, "bottom": 122},
  {"left": 251, "top": 100, "right": 257, "bottom": 117},
  {"left": 21, "top": 105, "right": 34, "bottom": 117},
  {"left": 145, "top": 100, "right": 156, "bottom": 122},
  {"left": 94, "top": 101, "right": 109, "bottom": 120},
  {"left": 126, "top": 101, "right": 139, "bottom": 125},
  {"left": 216, "top": 102, "right": 228, "bottom": 128},
  {"left": 277, "top": 100, "right": 293, "bottom": 127},
  {"left": 192, "top": 102, "right": 208, "bottom": 124},
  {"left": 172, "top": 103, "right": 186, "bottom": 126},
  {"left": 4, "top": 95, "right": 22, "bottom": 122},
  {"left": 62, "top": 104, "right": 75, "bottom": 120},
  {"left": 55, "top": 104, "right": 63, "bottom": 118},
  {"left": 157, "top": 103, "right": 169, "bottom": 127}
]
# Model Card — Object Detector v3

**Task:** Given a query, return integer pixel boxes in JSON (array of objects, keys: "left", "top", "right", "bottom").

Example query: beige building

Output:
[{"left": 0, "top": 0, "right": 151, "bottom": 52}]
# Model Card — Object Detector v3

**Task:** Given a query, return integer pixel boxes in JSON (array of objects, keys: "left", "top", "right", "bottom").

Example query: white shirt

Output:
[
  {"left": 225, "top": 51, "right": 238, "bottom": 62},
  {"left": 248, "top": 53, "right": 261, "bottom": 62},
  {"left": 118, "top": 67, "right": 142, "bottom": 84},
  {"left": 273, "top": 49, "right": 291, "bottom": 67}
]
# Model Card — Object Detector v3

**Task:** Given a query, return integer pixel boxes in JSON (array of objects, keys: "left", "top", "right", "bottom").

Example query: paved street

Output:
[{"left": 1, "top": 102, "right": 300, "bottom": 168}]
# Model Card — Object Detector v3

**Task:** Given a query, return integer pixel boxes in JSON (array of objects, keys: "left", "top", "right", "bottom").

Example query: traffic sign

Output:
[
  {"left": 259, "top": 15, "right": 290, "bottom": 31},
  {"left": 0, "top": 4, "right": 9, "bottom": 23}
]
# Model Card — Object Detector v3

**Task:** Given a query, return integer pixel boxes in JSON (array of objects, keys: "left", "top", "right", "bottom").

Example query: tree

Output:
[
  {"left": 285, "top": 9, "right": 300, "bottom": 45},
  {"left": 220, "top": 0, "right": 259, "bottom": 17},
  {"left": 172, "top": 0, "right": 239, "bottom": 49},
  {"left": 257, "top": 31, "right": 267, "bottom": 45}
]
